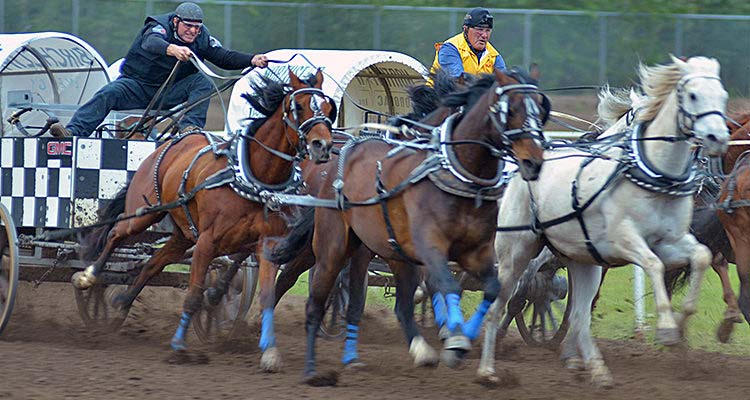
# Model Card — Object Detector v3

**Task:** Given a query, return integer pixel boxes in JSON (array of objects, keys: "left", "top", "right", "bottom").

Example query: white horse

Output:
[{"left": 479, "top": 56, "right": 729, "bottom": 387}]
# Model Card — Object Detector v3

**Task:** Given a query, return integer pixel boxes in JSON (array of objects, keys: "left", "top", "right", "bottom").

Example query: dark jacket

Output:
[{"left": 120, "top": 13, "right": 254, "bottom": 85}]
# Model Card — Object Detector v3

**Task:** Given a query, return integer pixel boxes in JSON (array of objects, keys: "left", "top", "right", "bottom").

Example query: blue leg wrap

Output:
[
  {"left": 342, "top": 324, "right": 359, "bottom": 365},
  {"left": 432, "top": 292, "right": 447, "bottom": 328},
  {"left": 445, "top": 293, "right": 464, "bottom": 333},
  {"left": 170, "top": 312, "right": 191, "bottom": 351},
  {"left": 259, "top": 308, "right": 276, "bottom": 351},
  {"left": 463, "top": 299, "right": 492, "bottom": 340}
]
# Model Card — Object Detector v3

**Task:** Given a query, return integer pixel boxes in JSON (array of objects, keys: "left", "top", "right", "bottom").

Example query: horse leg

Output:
[
  {"left": 499, "top": 247, "right": 557, "bottom": 336},
  {"left": 340, "top": 245, "right": 372, "bottom": 368},
  {"left": 389, "top": 261, "right": 439, "bottom": 368},
  {"left": 72, "top": 212, "right": 164, "bottom": 290},
  {"left": 112, "top": 230, "right": 193, "bottom": 311},
  {"left": 170, "top": 234, "right": 217, "bottom": 353},
  {"left": 711, "top": 254, "right": 742, "bottom": 343},
  {"left": 721, "top": 218, "right": 750, "bottom": 325},
  {"left": 566, "top": 263, "right": 612, "bottom": 388},
  {"left": 205, "top": 252, "right": 249, "bottom": 306},
  {"left": 733, "top": 246, "right": 750, "bottom": 325},
  {"left": 302, "top": 215, "right": 349, "bottom": 385},
  {"left": 256, "top": 241, "right": 283, "bottom": 373},
  {"left": 478, "top": 237, "right": 542, "bottom": 381},
  {"left": 460, "top": 244, "right": 502, "bottom": 342},
  {"left": 274, "top": 244, "right": 315, "bottom": 306}
]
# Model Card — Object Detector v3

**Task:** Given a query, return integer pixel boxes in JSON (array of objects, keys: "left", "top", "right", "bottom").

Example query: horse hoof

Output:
[
  {"left": 303, "top": 370, "right": 339, "bottom": 387},
  {"left": 564, "top": 357, "right": 585, "bottom": 371},
  {"left": 716, "top": 320, "right": 735, "bottom": 343},
  {"left": 71, "top": 267, "right": 96, "bottom": 290},
  {"left": 589, "top": 359, "right": 613, "bottom": 389},
  {"left": 165, "top": 350, "right": 210, "bottom": 365},
  {"left": 344, "top": 361, "right": 366, "bottom": 370},
  {"left": 440, "top": 348, "right": 467, "bottom": 369},
  {"left": 475, "top": 367, "right": 498, "bottom": 387},
  {"left": 409, "top": 336, "right": 439, "bottom": 368},
  {"left": 655, "top": 327, "right": 681, "bottom": 346},
  {"left": 444, "top": 334, "right": 471, "bottom": 352},
  {"left": 260, "top": 347, "right": 283, "bottom": 373}
]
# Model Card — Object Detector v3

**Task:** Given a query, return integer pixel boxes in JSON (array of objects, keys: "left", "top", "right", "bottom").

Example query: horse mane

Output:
[
  {"left": 240, "top": 72, "right": 319, "bottom": 135},
  {"left": 596, "top": 85, "right": 632, "bottom": 129},
  {"left": 505, "top": 66, "right": 538, "bottom": 86},
  {"left": 636, "top": 56, "right": 720, "bottom": 122},
  {"left": 441, "top": 73, "right": 495, "bottom": 112}
]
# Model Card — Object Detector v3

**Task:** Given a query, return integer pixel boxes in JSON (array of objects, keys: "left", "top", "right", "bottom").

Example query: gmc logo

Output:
[{"left": 47, "top": 141, "right": 72, "bottom": 156}]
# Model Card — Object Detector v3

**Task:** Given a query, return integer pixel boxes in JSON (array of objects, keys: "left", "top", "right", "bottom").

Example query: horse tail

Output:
[
  {"left": 264, "top": 207, "right": 315, "bottom": 265},
  {"left": 663, "top": 266, "right": 690, "bottom": 298},
  {"left": 78, "top": 181, "right": 131, "bottom": 261}
]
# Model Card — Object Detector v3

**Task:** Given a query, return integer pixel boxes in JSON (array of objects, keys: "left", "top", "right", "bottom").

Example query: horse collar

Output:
[
  {"left": 228, "top": 134, "right": 303, "bottom": 200},
  {"left": 438, "top": 113, "right": 506, "bottom": 189},
  {"left": 624, "top": 123, "right": 698, "bottom": 196}
]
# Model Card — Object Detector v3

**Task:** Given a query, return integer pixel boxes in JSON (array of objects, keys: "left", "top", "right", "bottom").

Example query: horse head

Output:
[
  {"left": 488, "top": 65, "right": 548, "bottom": 181},
  {"left": 286, "top": 68, "right": 335, "bottom": 163},
  {"left": 667, "top": 56, "right": 729, "bottom": 156}
]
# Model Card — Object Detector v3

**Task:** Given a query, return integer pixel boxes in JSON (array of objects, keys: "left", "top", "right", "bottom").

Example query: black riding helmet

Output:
[
  {"left": 463, "top": 8, "right": 493, "bottom": 29},
  {"left": 175, "top": 2, "right": 204, "bottom": 22}
]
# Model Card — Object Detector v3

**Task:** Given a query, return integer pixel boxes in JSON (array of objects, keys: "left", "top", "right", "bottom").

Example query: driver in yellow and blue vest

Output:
[{"left": 429, "top": 8, "right": 506, "bottom": 84}]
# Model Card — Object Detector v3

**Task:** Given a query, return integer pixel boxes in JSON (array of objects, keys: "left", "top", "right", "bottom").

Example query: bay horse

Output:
[
  {"left": 683, "top": 114, "right": 750, "bottom": 340},
  {"left": 479, "top": 56, "right": 729, "bottom": 388},
  {"left": 72, "top": 68, "right": 336, "bottom": 365},
  {"left": 269, "top": 67, "right": 548, "bottom": 385}
]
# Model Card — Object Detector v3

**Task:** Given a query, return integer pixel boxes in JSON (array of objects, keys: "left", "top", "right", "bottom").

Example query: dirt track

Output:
[{"left": 2, "top": 281, "right": 750, "bottom": 400}]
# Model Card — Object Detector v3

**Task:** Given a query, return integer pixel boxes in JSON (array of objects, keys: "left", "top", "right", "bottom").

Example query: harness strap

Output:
[{"left": 375, "top": 161, "right": 421, "bottom": 265}]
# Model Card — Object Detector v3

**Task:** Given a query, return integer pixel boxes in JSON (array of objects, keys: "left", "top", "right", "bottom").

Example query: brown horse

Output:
[
  {"left": 714, "top": 114, "right": 750, "bottom": 334},
  {"left": 269, "top": 67, "right": 548, "bottom": 385},
  {"left": 665, "top": 113, "right": 750, "bottom": 342},
  {"left": 72, "top": 68, "right": 335, "bottom": 364}
]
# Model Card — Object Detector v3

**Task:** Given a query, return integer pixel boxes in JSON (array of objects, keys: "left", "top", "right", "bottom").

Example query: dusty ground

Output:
[{"left": 2, "top": 281, "right": 750, "bottom": 400}]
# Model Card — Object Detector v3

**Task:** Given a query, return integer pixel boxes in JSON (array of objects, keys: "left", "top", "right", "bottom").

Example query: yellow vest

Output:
[{"left": 428, "top": 32, "right": 500, "bottom": 85}]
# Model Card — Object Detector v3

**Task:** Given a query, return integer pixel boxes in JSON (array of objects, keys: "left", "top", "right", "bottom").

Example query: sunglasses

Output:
[{"left": 180, "top": 19, "right": 202, "bottom": 30}]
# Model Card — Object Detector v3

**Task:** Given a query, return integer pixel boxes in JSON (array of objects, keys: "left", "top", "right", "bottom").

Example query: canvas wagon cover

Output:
[
  {"left": 0, "top": 32, "right": 110, "bottom": 137},
  {"left": 226, "top": 49, "right": 428, "bottom": 135}
]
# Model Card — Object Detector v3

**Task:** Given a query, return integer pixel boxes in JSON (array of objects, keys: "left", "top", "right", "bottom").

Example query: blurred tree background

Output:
[{"left": 2, "top": 0, "right": 749, "bottom": 94}]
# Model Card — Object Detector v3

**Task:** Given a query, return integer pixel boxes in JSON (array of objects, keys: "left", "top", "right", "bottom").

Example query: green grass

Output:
[{"left": 285, "top": 266, "right": 750, "bottom": 355}]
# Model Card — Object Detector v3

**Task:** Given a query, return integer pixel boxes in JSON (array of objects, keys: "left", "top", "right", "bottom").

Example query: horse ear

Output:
[
  {"left": 529, "top": 63, "right": 541, "bottom": 81},
  {"left": 494, "top": 67, "right": 512, "bottom": 85},
  {"left": 288, "top": 67, "right": 302, "bottom": 88},
  {"left": 670, "top": 54, "right": 690, "bottom": 73},
  {"left": 315, "top": 68, "right": 324, "bottom": 88}
]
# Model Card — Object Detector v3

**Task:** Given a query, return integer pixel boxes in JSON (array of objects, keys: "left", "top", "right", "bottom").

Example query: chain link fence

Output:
[{"left": 3, "top": 0, "right": 750, "bottom": 95}]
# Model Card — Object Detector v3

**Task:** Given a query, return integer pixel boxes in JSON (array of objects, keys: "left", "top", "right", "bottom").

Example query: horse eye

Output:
[{"left": 689, "top": 93, "right": 697, "bottom": 101}]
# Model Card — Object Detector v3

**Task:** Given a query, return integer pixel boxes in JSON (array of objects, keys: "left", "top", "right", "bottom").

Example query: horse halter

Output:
[
  {"left": 675, "top": 73, "right": 725, "bottom": 138},
  {"left": 488, "top": 83, "right": 549, "bottom": 147},
  {"left": 283, "top": 87, "right": 337, "bottom": 156}
]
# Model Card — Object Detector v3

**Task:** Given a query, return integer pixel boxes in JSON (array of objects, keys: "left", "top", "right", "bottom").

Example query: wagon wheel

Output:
[
  {"left": 74, "top": 284, "right": 129, "bottom": 332},
  {"left": 0, "top": 203, "right": 19, "bottom": 335},
  {"left": 193, "top": 259, "right": 258, "bottom": 343},
  {"left": 515, "top": 268, "right": 571, "bottom": 347}
]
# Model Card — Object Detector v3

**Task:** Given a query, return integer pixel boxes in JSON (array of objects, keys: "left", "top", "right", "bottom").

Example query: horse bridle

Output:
[
  {"left": 282, "top": 87, "right": 337, "bottom": 157},
  {"left": 488, "top": 83, "right": 550, "bottom": 147},
  {"left": 675, "top": 73, "right": 725, "bottom": 138}
]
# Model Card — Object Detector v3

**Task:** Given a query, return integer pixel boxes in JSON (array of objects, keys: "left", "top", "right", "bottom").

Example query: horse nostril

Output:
[
  {"left": 706, "top": 134, "right": 717, "bottom": 143},
  {"left": 311, "top": 140, "right": 323, "bottom": 150}
]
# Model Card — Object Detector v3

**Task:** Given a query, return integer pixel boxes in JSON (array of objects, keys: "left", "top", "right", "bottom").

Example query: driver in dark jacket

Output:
[{"left": 51, "top": 2, "right": 268, "bottom": 137}]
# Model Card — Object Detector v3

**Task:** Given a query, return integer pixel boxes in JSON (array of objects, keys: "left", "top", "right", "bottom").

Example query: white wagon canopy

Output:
[
  {"left": 227, "top": 49, "right": 428, "bottom": 135},
  {"left": 0, "top": 32, "right": 110, "bottom": 137}
]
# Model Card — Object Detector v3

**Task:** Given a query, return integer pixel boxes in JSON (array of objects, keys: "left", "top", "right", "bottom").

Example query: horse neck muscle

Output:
[
  {"left": 250, "top": 117, "right": 296, "bottom": 185},
  {"left": 451, "top": 98, "right": 499, "bottom": 180}
]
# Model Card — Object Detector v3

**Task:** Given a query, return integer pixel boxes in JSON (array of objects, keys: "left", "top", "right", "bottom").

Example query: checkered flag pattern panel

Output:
[{"left": 0, "top": 137, "right": 156, "bottom": 228}]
